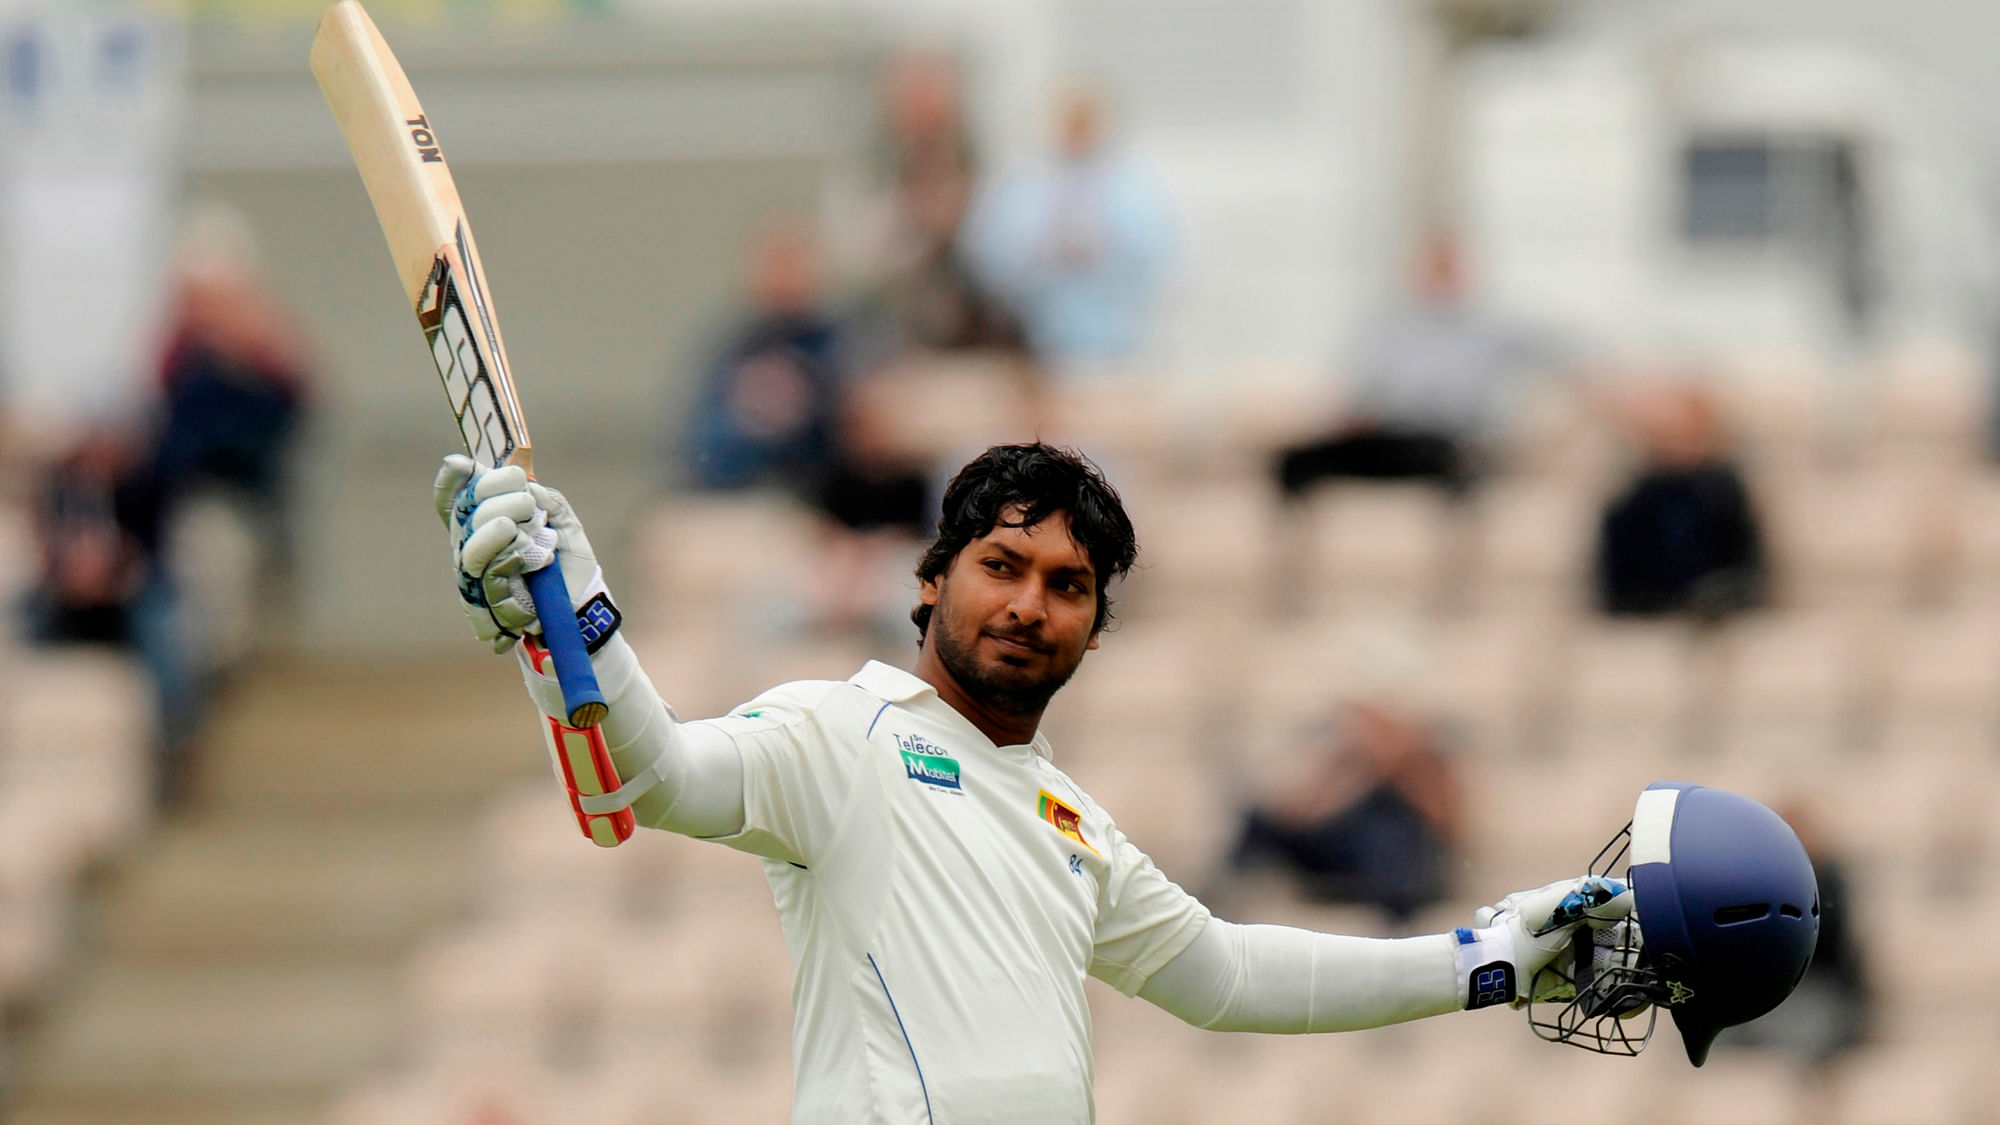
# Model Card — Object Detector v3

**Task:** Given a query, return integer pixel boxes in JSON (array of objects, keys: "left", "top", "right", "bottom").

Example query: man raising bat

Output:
[{"left": 438, "top": 440, "right": 1640, "bottom": 1122}]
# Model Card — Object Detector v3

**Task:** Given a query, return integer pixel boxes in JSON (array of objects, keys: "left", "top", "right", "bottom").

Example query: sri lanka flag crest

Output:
[{"left": 1038, "top": 790, "right": 1098, "bottom": 855}]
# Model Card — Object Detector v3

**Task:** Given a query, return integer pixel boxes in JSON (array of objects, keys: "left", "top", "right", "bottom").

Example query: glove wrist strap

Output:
[
  {"left": 1454, "top": 925, "right": 1519, "bottom": 1011},
  {"left": 523, "top": 569, "right": 622, "bottom": 659}
]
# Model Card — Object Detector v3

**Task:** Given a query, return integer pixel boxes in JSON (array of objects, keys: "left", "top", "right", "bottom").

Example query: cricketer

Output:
[{"left": 437, "top": 441, "right": 1634, "bottom": 1123}]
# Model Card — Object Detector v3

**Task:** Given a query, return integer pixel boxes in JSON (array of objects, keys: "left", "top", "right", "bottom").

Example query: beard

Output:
[{"left": 930, "top": 594, "right": 1086, "bottom": 718}]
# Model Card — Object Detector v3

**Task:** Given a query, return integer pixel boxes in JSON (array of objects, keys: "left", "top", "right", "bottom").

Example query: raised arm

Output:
[{"left": 435, "top": 454, "right": 744, "bottom": 841}]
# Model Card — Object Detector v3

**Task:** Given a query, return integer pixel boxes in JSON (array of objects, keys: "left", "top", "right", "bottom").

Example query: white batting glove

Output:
[
  {"left": 1452, "top": 875, "right": 1633, "bottom": 1011},
  {"left": 433, "top": 454, "right": 608, "bottom": 653}
]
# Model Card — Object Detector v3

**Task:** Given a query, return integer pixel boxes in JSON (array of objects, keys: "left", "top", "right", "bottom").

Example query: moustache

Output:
[{"left": 983, "top": 627, "right": 1053, "bottom": 654}]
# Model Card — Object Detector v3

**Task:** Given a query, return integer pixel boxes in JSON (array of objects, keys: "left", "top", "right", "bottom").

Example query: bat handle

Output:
[{"left": 524, "top": 558, "right": 608, "bottom": 728}]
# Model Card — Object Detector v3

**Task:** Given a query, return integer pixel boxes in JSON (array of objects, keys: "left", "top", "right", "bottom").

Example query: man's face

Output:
[{"left": 920, "top": 508, "right": 1101, "bottom": 716}]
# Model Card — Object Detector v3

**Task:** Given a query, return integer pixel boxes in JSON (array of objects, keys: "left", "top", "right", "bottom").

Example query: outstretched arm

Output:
[
  {"left": 1137, "top": 877, "right": 1631, "bottom": 1033},
  {"left": 1137, "top": 920, "right": 1458, "bottom": 1032}
]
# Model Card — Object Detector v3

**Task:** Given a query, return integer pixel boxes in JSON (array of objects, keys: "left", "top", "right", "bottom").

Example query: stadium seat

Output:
[
  {"left": 854, "top": 353, "right": 1038, "bottom": 464},
  {"left": 1465, "top": 477, "right": 1597, "bottom": 616},
  {"left": 1863, "top": 340, "right": 1985, "bottom": 465},
  {"left": 1494, "top": 376, "right": 1622, "bottom": 483},
  {"left": 1078, "top": 745, "right": 1225, "bottom": 880},
  {"left": 628, "top": 492, "right": 815, "bottom": 629},
  {"left": 1039, "top": 375, "right": 1176, "bottom": 471},
  {"left": 0, "top": 792, "right": 78, "bottom": 1005},
  {"left": 1763, "top": 467, "right": 1938, "bottom": 608},
  {"left": 1428, "top": 609, "right": 1561, "bottom": 760},
  {"left": 1713, "top": 610, "right": 1870, "bottom": 759},
  {"left": 1879, "top": 610, "right": 2000, "bottom": 725},
  {"left": 1554, "top": 617, "right": 1714, "bottom": 763},
  {"left": 1064, "top": 617, "right": 1230, "bottom": 742},
  {"left": 475, "top": 780, "right": 715, "bottom": 926},
  {"left": 1951, "top": 472, "right": 2000, "bottom": 602},
  {"left": 406, "top": 919, "right": 568, "bottom": 1065},
  {"left": 1195, "top": 362, "right": 1339, "bottom": 478},
  {"left": 1833, "top": 1042, "right": 1984, "bottom": 1125},
  {"left": 327, "top": 1061, "right": 658, "bottom": 1125},
  {"left": 0, "top": 648, "right": 154, "bottom": 862},
  {"left": 1714, "top": 354, "right": 1828, "bottom": 478},
  {"left": 1824, "top": 723, "right": 1995, "bottom": 864},
  {"left": 624, "top": 626, "right": 753, "bottom": 721},
  {"left": 1119, "top": 476, "right": 1279, "bottom": 622},
  {"left": 1661, "top": 1054, "right": 1805, "bottom": 1124},
  {"left": 1297, "top": 483, "right": 1458, "bottom": 614}
]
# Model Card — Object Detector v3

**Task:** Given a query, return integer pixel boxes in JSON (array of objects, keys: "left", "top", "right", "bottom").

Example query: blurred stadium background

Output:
[{"left": 4, "top": 0, "right": 2000, "bottom": 1121}]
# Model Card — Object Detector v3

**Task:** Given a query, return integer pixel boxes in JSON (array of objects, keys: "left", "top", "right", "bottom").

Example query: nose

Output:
[{"left": 1006, "top": 580, "right": 1047, "bottom": 626}]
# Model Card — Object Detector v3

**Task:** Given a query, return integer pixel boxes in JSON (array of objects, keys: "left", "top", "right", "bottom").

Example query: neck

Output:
[{"left": 913, "top": 645, "right": 1043, "bottom": 747}]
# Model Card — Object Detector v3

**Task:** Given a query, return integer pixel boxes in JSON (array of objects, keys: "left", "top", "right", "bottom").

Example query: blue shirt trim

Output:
[
  {"left": 865, "top": 699, "right": 892, "bottom": 739},
  {"left": 867, "top": 953, "right": 934, "bottom": 1124}
]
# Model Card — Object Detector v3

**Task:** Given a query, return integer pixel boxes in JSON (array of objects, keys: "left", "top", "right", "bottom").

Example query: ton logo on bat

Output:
[{"left": 405, "top": 114, "right": 441, "bottom": 162}]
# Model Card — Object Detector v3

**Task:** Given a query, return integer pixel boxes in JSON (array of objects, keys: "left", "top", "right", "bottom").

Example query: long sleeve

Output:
[
  {"left": 1136, "top": 915, "right": 1462, "bottom": 1033},
  {"left": 516, "top": 634, "right": 746, "bottom": 839}
]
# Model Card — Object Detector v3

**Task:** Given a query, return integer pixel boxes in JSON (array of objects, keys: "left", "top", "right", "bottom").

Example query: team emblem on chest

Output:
[{"left": 1037, "top": 790, "right": 1098, "bottom": 855}]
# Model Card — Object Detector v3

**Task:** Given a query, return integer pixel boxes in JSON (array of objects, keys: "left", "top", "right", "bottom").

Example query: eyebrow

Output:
[{"left": 983, "top": 540, "right": 1096, "bottom": 583}]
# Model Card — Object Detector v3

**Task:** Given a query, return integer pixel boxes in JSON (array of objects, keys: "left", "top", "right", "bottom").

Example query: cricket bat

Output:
[{"left": 310, "top": 0, "right": 633, "bottom": 846}]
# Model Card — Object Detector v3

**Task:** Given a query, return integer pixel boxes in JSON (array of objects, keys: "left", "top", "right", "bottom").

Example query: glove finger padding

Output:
[
  {"left": 468, "top": 489, "right": 540, "bottom": 538},
  {"left": 439, "top": 456, "right": 549, "bottom": 653},
  {"left": 434, "top": 453, "right": 478, "bottom": 526},
  {"left": 1494, "top": 875, "right": 1633, "bottom": 943},
  {"left": 459, "top": 514, "right": 528, "bottom": 579},
  {"left": 436, "top": 455, "right": 620, "bottom": 655},
  {"left": 470, "top": 463, "right": 531, "bottom": 506},
  {"left": 1463, "top": 875, "right": 1631, "bottom": 1011}
]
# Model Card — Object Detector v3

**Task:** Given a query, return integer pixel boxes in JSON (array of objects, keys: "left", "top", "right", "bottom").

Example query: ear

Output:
[
  {"left": 1086, "top": 629, "right": 1101, "bottom": 651},
  {"left": 920, "top": 573, "right": 941, "bottom": 607}
]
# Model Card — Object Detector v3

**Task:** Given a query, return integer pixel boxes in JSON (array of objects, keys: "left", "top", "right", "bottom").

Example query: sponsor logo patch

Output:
[
  {"left": 1038, "top": 790, "right": 1098, "bottom": 855},
  {"left": 1465, "top": 962, "right": 1516, "bottom": 1010},
  {"left": 896, "top": 734, "right": 961, "bottom": 791},
  {"left": 575, "top": 592, "right": 622, "bottom": 654}
]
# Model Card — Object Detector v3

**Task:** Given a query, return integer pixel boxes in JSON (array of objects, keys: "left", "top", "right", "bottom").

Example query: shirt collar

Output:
[
  {"left": 850, "top": 660, "right": 1055, "bottom": 761},
  {"left": 850, "top": 660, "right": 932, "bottom": 701}
]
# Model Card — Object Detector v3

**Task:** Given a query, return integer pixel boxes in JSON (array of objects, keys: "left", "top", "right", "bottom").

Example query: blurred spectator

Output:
[
  {"left": 853, "top": 49, "right": 977, "bottom": 285},
  {"left": 818, "top": 377, "right": 932, "bottom": 541},
  {"left": 846, "top": 49, "right": 1028, "bottom": 359},
  {"left": 682, "top": 221, "right": 848, "bottom": 494},
  {"left": 153, "top": 204, "right": 312, "bottom": 567},
  {"left": 1219, "top": 693, "right": 1461, "bottom": 925},
  {"left": 1593, "top": 384, "right": 1768, "bottom": 619},
  {"left": 790, "top": 381, "right": 933, "bottom": 638},
  {"left": 1274, "top": 232, "right": 1534, "bottom": 500},
  {"left": 961, "top": 86, "right": 1177, "bottom": 369},
  {"left": 683, "top": 221, "right": 934, "bottom": 636},
  {"left": 23, "top": 421, "right": 200, "bottom": 800},
  {"left": 1721, "top": 801, "right": 1870, "bottom": 1065}
]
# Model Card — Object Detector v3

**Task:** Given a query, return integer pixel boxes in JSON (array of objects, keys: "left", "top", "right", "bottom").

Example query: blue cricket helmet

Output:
[
  {"left": 1526, "top": 781, "right": 1820, "bottom": 1066},
  {"left": 1628, "top": 781, "right": 1821, "bottom": 1066}
]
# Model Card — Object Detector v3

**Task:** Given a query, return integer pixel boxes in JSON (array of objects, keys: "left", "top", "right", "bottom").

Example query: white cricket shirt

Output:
[{"left": 679, "top": 660, "right": 1210, "bottom": 1124}]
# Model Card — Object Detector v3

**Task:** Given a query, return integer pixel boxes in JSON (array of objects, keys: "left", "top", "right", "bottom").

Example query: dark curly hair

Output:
[{"left": 912, "top": 443, "right": 1138, "bottom": 644}]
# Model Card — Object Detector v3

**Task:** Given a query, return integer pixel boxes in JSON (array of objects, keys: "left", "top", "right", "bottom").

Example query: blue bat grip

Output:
[{"left": 524, "top": 557, "right": 607, "bottom": 728}]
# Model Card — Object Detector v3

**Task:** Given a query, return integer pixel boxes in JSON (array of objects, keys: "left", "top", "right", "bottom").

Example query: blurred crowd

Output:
[
  {"left": 18, "top": 33, "right": 1992, "bottom": 1121},
  {"left": 674, "top": 52, "right": 1176, "bottom": 637},
  {"left": 657, "top": 47, "right": 1900, "bottom": 1085},
  {"left": 0, "top": 201, "right": 310, "bottom": 1085},
  {"left": 13, "top": 203, "right": 310, "bottom": 805}
]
